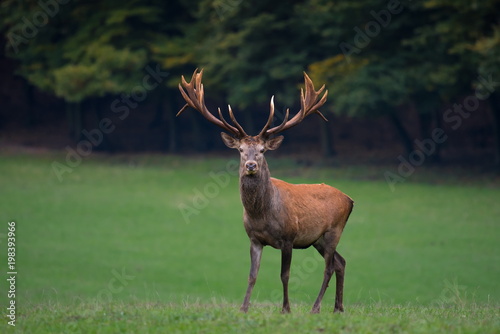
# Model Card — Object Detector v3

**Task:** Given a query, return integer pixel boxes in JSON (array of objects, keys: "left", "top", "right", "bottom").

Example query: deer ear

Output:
[
  {"left": 221, "top": 132, "right": 240, "bottom": 149},
  {"left": 265, "top": 136, "right": 284, "bottom": 151}
]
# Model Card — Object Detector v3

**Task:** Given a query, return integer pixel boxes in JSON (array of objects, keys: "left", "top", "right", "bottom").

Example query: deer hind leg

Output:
[
  {"left": 333, "top": 251, "right": 346, "bottom": 312},
  {"left": 240, "top": 241, "right": 263, "bottom": 313},
  {"left": 312, "top": 232, "right": 343, "bottom": 314},
  {"left": 311, "top": 245, "right": 335, "bottom": 314},
  {"left": 280, "top": 242, "right": 293, "bottom": 313}
]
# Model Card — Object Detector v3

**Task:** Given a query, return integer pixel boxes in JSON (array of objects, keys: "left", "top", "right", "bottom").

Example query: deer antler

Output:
[
  {"left": 259, "top": 72, "right": 328, "bottom": 138},
  {"left": 177, "top": 69, "right": 247, "bottom": 138}
]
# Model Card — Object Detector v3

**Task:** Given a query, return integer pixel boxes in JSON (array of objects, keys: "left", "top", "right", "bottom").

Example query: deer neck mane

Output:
[{"left": 239, "top": 158, "right": 276, "bottom": 218}]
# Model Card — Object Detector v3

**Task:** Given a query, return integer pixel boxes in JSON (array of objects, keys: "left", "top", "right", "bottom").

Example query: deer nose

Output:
[{"left": 245, "top": 161, "right": 257, "bottom": 172}]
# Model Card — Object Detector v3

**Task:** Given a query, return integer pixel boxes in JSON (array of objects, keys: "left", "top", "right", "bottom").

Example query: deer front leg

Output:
[
  {"left": 280, "top": 242, "right": 293, "bottom": 313},
  {"left": 240, "top": 241, "right": 263, "bottom": 313}
]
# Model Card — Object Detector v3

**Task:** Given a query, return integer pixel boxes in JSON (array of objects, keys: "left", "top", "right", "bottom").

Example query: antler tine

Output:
[
  {"left": 270, "top": 107, "right": 290, "bottom": 135},
  {"left": 312, "top": 89, "right": 329, "bottom": 122},
  {"left": 177, "top": 69, "right": 200, "bottom": 116},
  {"left": 227, "top": 105, "right": 248, "bottom": 137},
  {"left": 176, "top": 102, "right": 190, "bottom": 117},
  {"left": 218, "top": 107, "right": 235, "bottom": 131},
  {"left": 177, "top": 69, "right": 247, "bottom": 138},
  {"left": 264, "top": 72, "right": 328, "bottom": 137},
  {"left": 301, "top": 73, "right": 327, "bottom": 118},
  {"left": 258, "top": 95, "right": 276, "bottom": 137}
]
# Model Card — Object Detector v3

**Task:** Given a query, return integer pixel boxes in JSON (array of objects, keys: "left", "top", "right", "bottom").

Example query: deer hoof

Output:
[
  {"left": 334, "top": 306, "right": 344, "bottom": 313},
  {"left": 281, "top": 307, "right": 291, "bottom": 314}
]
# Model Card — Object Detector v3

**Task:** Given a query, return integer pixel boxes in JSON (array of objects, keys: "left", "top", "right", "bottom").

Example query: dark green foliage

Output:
[
  {"left": 0, "top": 0, "right": 194, "bottom": 101},
  {"left": 1, "top": 0, "right": 499, "bottom": 158}
]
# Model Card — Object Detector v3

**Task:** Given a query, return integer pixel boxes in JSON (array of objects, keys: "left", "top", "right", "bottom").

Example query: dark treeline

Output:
[{"left": 0, "top": 0, "right": 499, "bottom": 164}]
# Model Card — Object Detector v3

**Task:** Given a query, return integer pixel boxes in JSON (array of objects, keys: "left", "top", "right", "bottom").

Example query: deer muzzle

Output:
[{"left": 245, "top": 160, "right": 258, "bottom": 175}]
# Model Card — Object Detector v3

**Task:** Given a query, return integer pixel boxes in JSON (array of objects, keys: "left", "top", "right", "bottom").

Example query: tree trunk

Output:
[
  {"left": 418, "top": 109, "right": 441, "bottom": 163},
  {"left": 167, "top": 92, "right": 178, "bottom": 153},
  {"left": 66, "top": 102, "right": 83, "bottom": 143},
  {"left": 66, "top": 102, "right": 74, "bottom": 139},
  {"left": 388, "top": 112, "right": 414, "bottom": 156},
  {"left": 93, "top": 98, "right": 113, "bottom": 152},
  {"left": 490, "top": 93, "right": 500, "bottom": 166},
  {"left": 320, "top": 118, "right": 336, "bottom": 158},
  {"left": 74, "top": 102, "right": 82, "bottom": 142},
  {"left": 24, "top": 81, "right": 36, "bottom": 127},
  {"left": 191, "top": 115, "right": 207, "bottom": 151},
  {"left": 415, "top": 92, "right": 441, "bottom": 163},
  {"left": 433, "top": 108, "right": 442, "bottom": 162},
  {"left": 158, "top": 89, "right": 178, "bottom": 153}
]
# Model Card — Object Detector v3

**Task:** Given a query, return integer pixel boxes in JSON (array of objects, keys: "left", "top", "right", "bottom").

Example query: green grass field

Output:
[{"left": 0, "top": 150, "right": 499, "bottom": 333}]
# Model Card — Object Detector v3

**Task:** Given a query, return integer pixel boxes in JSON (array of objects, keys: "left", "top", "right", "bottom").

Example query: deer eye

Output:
[
  {"left": 239, "top": 148, "right": 243, "bottom": 152},
  {"left": 259, "top": 148, "right": 265, "bottom": 153}
]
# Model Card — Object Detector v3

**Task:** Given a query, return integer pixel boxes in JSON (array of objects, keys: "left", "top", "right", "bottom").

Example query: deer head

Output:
[{"left": 177, "top": 69, "right": 328, "bottom": 176}]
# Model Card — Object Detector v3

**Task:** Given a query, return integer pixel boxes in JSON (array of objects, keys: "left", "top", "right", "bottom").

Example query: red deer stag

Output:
[{"left": 177, "top": 69, "right": 353, "bottom": 314}]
